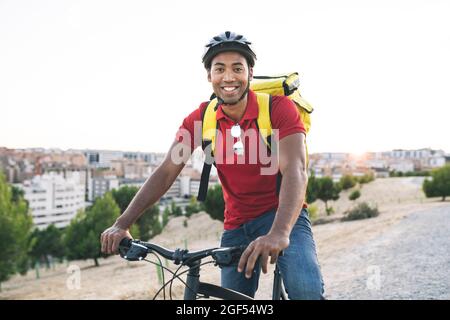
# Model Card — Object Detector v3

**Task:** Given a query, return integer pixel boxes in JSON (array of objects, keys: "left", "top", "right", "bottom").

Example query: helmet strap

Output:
[
  {"left": 215, "top": 77, "right": 250, "bottom": 110},
  {"left": 237, "top": 80, "right": 250, "bottom": 103}
]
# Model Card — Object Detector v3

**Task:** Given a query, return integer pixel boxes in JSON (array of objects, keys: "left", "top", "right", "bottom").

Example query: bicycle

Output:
[{"left": 118, "top": 238, "right": 288, "bottom": 300}]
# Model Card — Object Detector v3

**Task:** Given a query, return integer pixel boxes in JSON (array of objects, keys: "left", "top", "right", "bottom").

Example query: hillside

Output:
[{"left": 1, "top": 177, "right": 448, "bottom": 300}]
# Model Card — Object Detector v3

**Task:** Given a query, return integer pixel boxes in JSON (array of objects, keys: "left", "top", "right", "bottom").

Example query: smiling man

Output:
[{"left": 101, "top": 31, "right": 324, "bottom": 299}]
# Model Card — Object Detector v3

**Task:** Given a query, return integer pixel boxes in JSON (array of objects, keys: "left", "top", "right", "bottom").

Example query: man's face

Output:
[{"left": 208, "top": 51, "right": 253, "bottom": 105}]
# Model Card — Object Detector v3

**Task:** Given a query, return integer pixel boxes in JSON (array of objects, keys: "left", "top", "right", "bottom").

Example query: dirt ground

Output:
[{"left": 0, "top": 177, "right": 447, "bottom": 300}]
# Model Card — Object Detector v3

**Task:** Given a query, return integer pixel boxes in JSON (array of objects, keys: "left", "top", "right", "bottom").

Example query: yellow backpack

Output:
[{"left": 197, "top": 72, "right": 313, "bottom": 201}]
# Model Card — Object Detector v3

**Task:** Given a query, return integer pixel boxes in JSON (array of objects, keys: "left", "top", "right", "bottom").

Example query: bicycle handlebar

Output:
[{"left": 118, "top": 238, "right": 246, "bottom": 267}]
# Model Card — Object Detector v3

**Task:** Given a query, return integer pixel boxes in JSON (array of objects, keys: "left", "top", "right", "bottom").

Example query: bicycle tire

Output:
[
  {"left": 279, "top": 280, "right": 288, "bottom": 300},
  {"left": 197, "top": 282, "right": 254, "bottom": 300}
]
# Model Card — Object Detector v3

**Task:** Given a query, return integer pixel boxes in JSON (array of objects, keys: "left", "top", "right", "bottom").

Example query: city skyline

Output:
[
  {"left": 0, "top": 145, "right": 450, "bottom": 155},
  {"left": 1, "top": 144, "right": 448, "bottom": 156},
  {"left": 2, "top": 0, "right": 450, "bottom": 154},
  {"left": 3, "top": 142, "right": 447, "bottom": 230}
]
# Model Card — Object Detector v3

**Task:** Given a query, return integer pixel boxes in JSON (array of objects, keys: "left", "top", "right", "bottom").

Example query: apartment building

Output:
[{"left": 18, "top": 173, "right": 86, "bottom": 230}]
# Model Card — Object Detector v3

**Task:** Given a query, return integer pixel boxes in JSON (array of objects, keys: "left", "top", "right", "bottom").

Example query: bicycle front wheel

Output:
[{"left": 197, "top": 282, "right": 254, "bottom": 300}]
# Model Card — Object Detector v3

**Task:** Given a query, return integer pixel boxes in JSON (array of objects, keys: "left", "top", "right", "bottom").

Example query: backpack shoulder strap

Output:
[
  {"left": 255, "top": 92, "right": 273, "bottom": 150},
  {"left": 256, "top": 92, "right": 283, "bottom": 195},
  {"left": 202, "top": 98, "right": 219, "bottom": 155},
  {"left": 197, "top": 98, "right": 219, "bottom": 202}
]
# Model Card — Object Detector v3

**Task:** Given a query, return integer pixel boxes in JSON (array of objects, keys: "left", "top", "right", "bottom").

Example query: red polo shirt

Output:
[{"left": 176, "top": 90, "right": 306, "bottom": 230}]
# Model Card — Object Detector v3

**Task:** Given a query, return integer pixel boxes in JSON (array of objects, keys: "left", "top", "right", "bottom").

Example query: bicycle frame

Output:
[
  {"left": 272, "top": 263, "right": 288, "bottom": 300},
  {"left": 183, "top": 259, "right": 287, "bottom": 300},
  {"left": 119, "top": 238, "right": 288, "bottom": 300}
]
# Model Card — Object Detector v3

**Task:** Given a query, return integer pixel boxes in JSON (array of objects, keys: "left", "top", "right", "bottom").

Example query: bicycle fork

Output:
[{"left": 184, "top": 260, "right": 201, "bottom": 300}]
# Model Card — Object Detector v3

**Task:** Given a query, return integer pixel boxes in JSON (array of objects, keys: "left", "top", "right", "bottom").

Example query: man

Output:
[{"left": 101, "top": 31, "right": 324, "bottom": 299}]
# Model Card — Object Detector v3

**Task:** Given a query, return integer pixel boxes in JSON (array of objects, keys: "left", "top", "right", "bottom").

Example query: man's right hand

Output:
[{"left": 100, "top": 224, "right": 132, "bottom": 255}]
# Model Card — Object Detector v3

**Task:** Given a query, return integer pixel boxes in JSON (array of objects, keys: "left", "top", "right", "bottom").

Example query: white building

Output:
[
  {"left": 18, "top": 173, "right": 86, "bottom": 230},
  {"left": 389, "top": 161, "right": 415, "bottom": 173},
  {"left": 429, "top": 156, "right": 446, "bottom": 168},
  {"left": 90, "top": 176, "right": 120, "bottom": 201},
  {"left": 84, "top": 150, "right": 123, "bottom": 168},
  {"left": 179, "top": 176, "right": 191, "bottom": 198},
  {"left": 190, "top": 179, "right": 201, "bottom": 197},
  {"left": 389, "top": 148, "right": 445, "bottom": 160},
  {"left": 163, "top": 178, "right": 181, "bottom": 199},
  {"left": 117, "top": 176, "right": 204, "bottom": 201},
  {"left": 119, "top": 178, "right": 146, "bottom": 189},
  {"left": 81, "top": 149, "right": 166, "bottom": 168}
]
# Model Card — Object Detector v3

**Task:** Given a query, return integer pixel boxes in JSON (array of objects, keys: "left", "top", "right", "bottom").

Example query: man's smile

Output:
[{"left": 221, "top": 85, "right": 240, "bottom": 94}]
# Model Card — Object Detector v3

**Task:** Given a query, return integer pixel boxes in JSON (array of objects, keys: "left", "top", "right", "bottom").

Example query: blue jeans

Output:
[{"left": 220, "top": 208, "right": 325, "bottom": 299}]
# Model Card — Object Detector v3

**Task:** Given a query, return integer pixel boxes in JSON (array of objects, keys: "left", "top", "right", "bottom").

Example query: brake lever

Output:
[
  {"left": 212, "top": 246, "right": 246, "bottom": 267},
  {"left": 121, "top": 242, "right": 149, "bottom": 261}
]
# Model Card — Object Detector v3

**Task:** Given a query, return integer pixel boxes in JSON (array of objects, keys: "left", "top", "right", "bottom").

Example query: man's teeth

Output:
[{"left": 223, "top": 87, "right": 237, "bottom": 92}]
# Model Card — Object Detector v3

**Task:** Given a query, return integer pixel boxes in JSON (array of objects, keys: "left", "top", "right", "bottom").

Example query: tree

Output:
[
  {"left": 306, "top": 174, "right": 320, "bottom": 204},
  {"left": 11, "top": 186, "right": 28, "bottom": 208},
  {"left": 170, "top": 201, "right": 183, "bottom": 217},
  {"left": 307, "top": 175, "right": 342, "bottom": 214},
  {"left": 423, "top": 165, "right": 450, "bottom": 201},
  {"left": 0, "top": 172, "right": 33, "bottom": 289},
  {"left": 138, "top": 205, "right": 162, "bottom": 240},
  {"left": 111, "top": 186, "right": 161, "bottom": 240},
  {"left": 317, "top": 177, "right": 341, "bottom": 215},
  {"left": 63, "top": 211, "right": 89, "bottom": 263},
  {"left": 339, "top": 175, "right": 357, "bottom": 190},
  {"left": 203, "top": 184, "right": 225, "bottom": 222},
  {"left": 111, "top": 186, "right": 139, "bottom": 213},
  {"left": 10, "top": 188, "right": 33, "bottom": 276},
  {"left": 185, "top": 197, "right": 201, "bottom": 218},
  {"left": 162, "top": 206, "right": 170, "bottom": 228},
  {"left": 64, "top": 193, "right": 132, "bottom": 266},
  {"left": 30, "top": 224, "right": 65, "bottom": 268},
  {"left": 423, "top": 179, "right": 438, "bottom": 198}
]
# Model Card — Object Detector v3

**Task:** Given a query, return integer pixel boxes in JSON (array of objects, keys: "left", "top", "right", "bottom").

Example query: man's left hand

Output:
[{"left": 237, "top": 232, "right": 290, "bottom": 278}]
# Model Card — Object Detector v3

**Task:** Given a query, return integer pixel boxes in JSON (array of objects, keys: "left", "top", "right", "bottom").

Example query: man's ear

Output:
[
  {"left": 249, "top": 67, "right": 254, "bottom": 81},
  {"left": 207, "top": 70, "right": 211, "bottom": 82}
]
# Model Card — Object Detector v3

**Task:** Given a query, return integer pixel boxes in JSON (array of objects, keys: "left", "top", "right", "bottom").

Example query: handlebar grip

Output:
[
  {"left": 118, "top": 237, "right": 132, "bottom": 257},
  {"left": 119, "top": 238, "right": 132, "bottom": 248}
]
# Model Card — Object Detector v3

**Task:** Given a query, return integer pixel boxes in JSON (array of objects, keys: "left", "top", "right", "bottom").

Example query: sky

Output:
[{"left": 1, "top": 0, "right": 449, "bottom": 154}]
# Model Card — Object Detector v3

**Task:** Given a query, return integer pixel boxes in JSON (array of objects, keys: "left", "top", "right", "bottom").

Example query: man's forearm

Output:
[
  {"left": 270, "top": 167, "right": 308, "bottom": 237},
  {"left": 114, "top": 166, "right": 176, "bottom": 229}
]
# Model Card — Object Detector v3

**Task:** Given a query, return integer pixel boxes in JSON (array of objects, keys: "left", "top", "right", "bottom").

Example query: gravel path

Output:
[{"left": 323, "top": 204, "right": 450, "bottom": 299}]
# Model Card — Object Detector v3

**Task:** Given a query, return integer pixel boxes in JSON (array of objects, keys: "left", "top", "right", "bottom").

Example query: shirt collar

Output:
[{"left": 216, "top": 90, "right": 258, "bottom": 122}]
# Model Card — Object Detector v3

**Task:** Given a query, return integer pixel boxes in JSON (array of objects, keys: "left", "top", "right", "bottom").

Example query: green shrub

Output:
[
  {"left": 307, "top": 204, "right": 318, "bottom": 221},
  {"left": 390, "top": 170, "right": 430, "bottom": 177},
  {"left": 342, "top": 202, "right": 379, "bottom": 221},
  {"left": 203, "top": 184, "right": 225, "bottom": 222},
  {"left": 422, "top": 165, "right": 450, "bottom": 201},
  {"left": 358, "top": 173, "right": 375, "bottom": 184},
  {"left": 339, "top": 175, "right": 357, "bottom": 190},
  {"left": 170, "top": 201, "right": 183, "bottom": 217},
  {"left": 349, "top": 190, "right": 361, "bottom": 201},
  {"left": 185, "top": 197, "right": 201, "bottom": 217}
]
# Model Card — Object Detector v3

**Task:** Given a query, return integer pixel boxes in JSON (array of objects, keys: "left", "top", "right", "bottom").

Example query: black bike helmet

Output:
[{"left": 202, "top": 31, "right": 257, "bottom": 69}]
